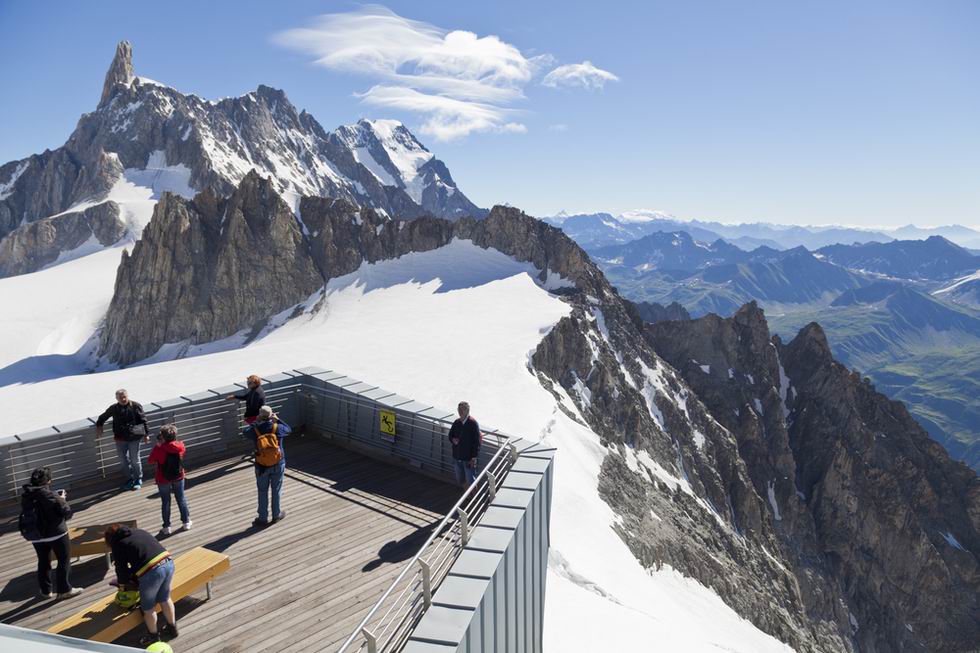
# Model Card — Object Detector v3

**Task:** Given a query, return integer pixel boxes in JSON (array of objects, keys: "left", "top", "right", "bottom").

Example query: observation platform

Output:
[
  {"left": 0, "top": 437, "right": 455, "bottom": 651},
  {"left": 0, "top": 368, "right": 553, "bottom": 653}
]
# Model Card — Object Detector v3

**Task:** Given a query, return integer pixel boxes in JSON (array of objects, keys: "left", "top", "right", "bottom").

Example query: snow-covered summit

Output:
[
  {"left": 0, "top": 41, "right": 483, "bottom": 277},
  {"left": 618, "top": 208, "right": 678, "bottom": 223}
]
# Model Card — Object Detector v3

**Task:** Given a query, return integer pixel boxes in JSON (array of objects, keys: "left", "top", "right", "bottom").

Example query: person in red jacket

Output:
[{"left": 147, "top": 425, "right": 191, "bottom": 536}]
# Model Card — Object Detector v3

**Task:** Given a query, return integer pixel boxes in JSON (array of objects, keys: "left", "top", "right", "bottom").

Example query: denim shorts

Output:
[{"left": 138, "top": 558, "right": 174, "bottom": 612}]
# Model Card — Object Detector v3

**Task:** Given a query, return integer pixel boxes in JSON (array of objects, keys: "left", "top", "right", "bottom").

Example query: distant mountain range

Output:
[
  {"left": 563, "top": 224, "right": 980, "bottom": 473},
  {"left": 593, "top": 230, "right": 866, "bottom": 315},
  {"left": 817, "top": 236, "right": 980, "bottom": 281},
  {"left": 544, "top": 210, "right": 980, "bottom": 252},
  {"left": 935, "top": 271, "right": 980, "bottom": 310}
]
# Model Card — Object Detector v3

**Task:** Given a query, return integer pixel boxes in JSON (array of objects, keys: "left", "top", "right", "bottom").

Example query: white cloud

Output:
[
  {"left": 548, "top": 123, "right": 569, "bottom": 132},
  {"left": 275, "top": 6, "right": 611, "bottom": 141},
  {"left": 542, "top": 61, "right": 619, "bottom": 91},
  {"left": 359, "top": 85, "right": 526, "bottom": 141},
  {"left": 274, "top": 6, "right": 545, "bottom": 140}
]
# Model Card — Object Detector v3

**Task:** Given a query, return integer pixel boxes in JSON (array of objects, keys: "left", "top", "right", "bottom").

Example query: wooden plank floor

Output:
[{"left": 0, "top": 436, "right": 457, "bottom": 652}]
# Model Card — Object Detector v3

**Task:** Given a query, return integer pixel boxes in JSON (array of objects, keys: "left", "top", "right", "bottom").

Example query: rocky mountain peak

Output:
[
  {"left": 99, "top": 41, "right": 135, "bottom": 107},
  {"left": 787, "top": 321, "right": 832, "bottom": 367},
  {"left": 732, "top": 299, "right": 766, "bottom": 328},
  {"left": 0, "top": 40, "right": 486, "bottom": 278},
  {"left": 647, "top": 304, "right": 980, "bottom": 651}
]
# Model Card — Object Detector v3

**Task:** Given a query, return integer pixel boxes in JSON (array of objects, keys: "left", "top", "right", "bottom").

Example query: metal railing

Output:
[
  {"left": 2, "top": 381, "right": 302, "bottom": 497},
  {"left": 337, "top": 437, "right": 519, "bottom": 653},
  {"left": 300, "top": 382, "right": 503, "bottom": 477}
]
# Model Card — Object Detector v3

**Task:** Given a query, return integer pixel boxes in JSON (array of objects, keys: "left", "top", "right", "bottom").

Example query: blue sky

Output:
[{"left": 1, "top": 0, "right": 978, "bottom": 226}]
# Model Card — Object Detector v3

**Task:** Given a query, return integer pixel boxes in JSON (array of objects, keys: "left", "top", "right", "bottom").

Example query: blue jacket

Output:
[{"left": 244, "top": 418, "right": 291, "bottom": 465}]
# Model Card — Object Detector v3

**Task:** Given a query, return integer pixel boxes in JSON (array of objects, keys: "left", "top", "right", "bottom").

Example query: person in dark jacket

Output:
[
  {"left": 225, "top": 374, "right": 266, "bottom": 425},
  {"left": 21, "top": 467, "right": 83, "bottom": 599},
  {"left": 147, "top": 425, "right": 191, "bottom": 536},
  {"left": 447, "top": 401, "right": 481, "bottom": 486},
  {"left": 95, "top": 389, "right": 149, "bottom": 491},
  {"left": 244, "top": 405, "right": 291, "bottom": 526},
  {"left": 105, "top": 524, "right": 176, "bottom": 646}
]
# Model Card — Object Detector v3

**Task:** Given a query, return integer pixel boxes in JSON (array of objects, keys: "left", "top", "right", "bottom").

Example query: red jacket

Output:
[{"left": 147, "top": 440, "right": 186, "bottom": 484}]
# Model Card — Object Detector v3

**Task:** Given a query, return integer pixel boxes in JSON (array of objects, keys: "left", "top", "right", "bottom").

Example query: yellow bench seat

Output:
[{"left": 47, "top": 546, "right": 230, "bottom": 643}]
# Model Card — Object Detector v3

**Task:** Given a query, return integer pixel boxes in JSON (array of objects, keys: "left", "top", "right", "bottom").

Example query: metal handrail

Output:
[
  {"left": 337, "top": 436, "right": 518, "bottom": 653},
  {"left": 2, "top": 382, "right": 302, "bottom": 496}
]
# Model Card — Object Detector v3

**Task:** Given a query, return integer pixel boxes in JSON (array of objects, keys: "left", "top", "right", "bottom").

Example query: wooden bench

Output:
[
  {"left": 47, "top": 546, "right": 230, "bottom": 643},
  {"left": 51, "top": 521, "right": 138, "bottom": 566}
]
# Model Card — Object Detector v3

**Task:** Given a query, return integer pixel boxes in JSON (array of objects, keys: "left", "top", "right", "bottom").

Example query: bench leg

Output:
[{"left": 206, "top": 581, "right": 213, "bottom": 601}]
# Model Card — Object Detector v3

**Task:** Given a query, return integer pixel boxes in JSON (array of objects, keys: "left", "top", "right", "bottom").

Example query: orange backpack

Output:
[{"left": 254, "top": 422, "right": 282, "bottom": 467}]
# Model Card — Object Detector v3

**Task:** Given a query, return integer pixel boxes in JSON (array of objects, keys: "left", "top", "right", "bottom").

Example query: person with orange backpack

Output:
[{"left": 244, "top": 405, "right": 291, "bottom": 526}]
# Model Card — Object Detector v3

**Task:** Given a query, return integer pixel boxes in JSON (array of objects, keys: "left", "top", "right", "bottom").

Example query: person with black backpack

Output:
[
  {"left": 20, "top": 467, "right": 83, "bottom": 599},
  {"left": 244, "top": 405, "right": 291, "bottom": 527},
  {"left": 147, "top": 425, "right": 191, "bottom": 537},
  {"left": 95, "top": 388, "right": 150, "bottom": 491}
]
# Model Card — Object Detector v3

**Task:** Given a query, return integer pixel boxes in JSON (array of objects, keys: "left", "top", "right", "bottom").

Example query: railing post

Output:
[
  {"left": 363, "top": 627, "right": 378, "bottom": 653},
  {"left": 419, "top": 559, "right": 432, "bottom": 608},
  {"left": 486, "top": 471, "right": 497, "bottom": 500},
  {"left": 508, "top": 442, "right": 519, "bottom": 463},
  {"left": 6, "top": 448, "right": 17, "bottom": 499},
  {"left": 97, "top": 429, "right": 107, "bottom": 478},
  {"left": 458, "top": 508, "right": 470, "bottom": 546}
]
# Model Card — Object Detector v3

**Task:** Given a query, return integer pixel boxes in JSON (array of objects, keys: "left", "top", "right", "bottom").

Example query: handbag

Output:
[{"left": 128, "top": 423, "right": 146, "bottom": 439}]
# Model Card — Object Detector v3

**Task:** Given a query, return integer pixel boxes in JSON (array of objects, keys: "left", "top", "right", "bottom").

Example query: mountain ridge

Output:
[{"left": 0, "top": 41, "right": 484, "bottom": 277}]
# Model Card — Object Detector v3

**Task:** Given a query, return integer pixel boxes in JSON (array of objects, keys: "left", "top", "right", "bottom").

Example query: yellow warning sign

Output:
[{"left": 379, "top": 410, "right": 396, "bottom": 436}]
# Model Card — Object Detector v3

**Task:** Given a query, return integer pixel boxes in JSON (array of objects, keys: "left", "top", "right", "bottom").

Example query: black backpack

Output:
[
  {"left": 161, "top": 451, "right": 183, "bottom": 481},
  {"left": 19, "top": 493, "right": 45, "bottom": 541}
]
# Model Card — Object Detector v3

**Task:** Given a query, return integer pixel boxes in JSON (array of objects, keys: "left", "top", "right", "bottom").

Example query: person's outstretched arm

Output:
[{"left": 95, "top": 405, "right": 113, "bottom": 435}]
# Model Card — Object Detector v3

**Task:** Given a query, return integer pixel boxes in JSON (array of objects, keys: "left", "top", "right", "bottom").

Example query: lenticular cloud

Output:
[
  {"left": 274, "top": 6, "right": 543, "bottom": 140},
  {"left": 542, "top": 61, "right": 620, "bottom": 91},
  {"left": 274, "top": 5, "right": 616, "bottom": 141}
]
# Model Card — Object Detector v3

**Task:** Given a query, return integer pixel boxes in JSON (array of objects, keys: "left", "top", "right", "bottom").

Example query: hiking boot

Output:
[
  {"left": 138, "top": 632, "right": 160, "bottom": 647},
  {"left": 160, "top": 621, "right": 179, "bottom": 640},
  {"left": 159, "top": 526, "right": 172, "bottom": 537},
  {"left": 57, "top": 587, "right": 83, "bottom": 599},
  {"left": 272, "top": 511, "right": 286, "bottom": 524},
  {"left": 181, "top": 520, "right": 192, "bottom": 531},
  {"left": 251, "top": 518, "right": 269, "bottom": 528}
]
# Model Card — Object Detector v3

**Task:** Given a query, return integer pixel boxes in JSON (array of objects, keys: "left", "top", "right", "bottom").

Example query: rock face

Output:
[
  {"left": 0, "top": 201, "right": 125, "bottom": 276},
  {"left": 631, "top": 299, "right": 691, "bottom": 323},
  {"left": 99, "top": 172, "right": 322, "bottom": 365},
  {"left": 99, "top": 41, "right": 135, "bottom": 107},
  {"left": 99, "top": 177, "right": 581, "bottom": 365},
  {"left": 647, "top": 303, "right": 980, "bottom": 652},
  {"left": 529, "top": 279, "right": 852, "bottom": 652},
  {"left": 0, "top": 41, "right": 483, "bottom": 277}
]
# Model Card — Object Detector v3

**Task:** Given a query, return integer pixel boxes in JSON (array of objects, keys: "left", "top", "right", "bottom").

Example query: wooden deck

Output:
[{"left": 0, "top": 436, "right": 457, "bottom": 651}]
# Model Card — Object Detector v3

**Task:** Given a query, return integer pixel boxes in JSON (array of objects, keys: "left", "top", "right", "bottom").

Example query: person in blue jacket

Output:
[{"left": 243, "top": 405, "right": 291, "bottom": 526}]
